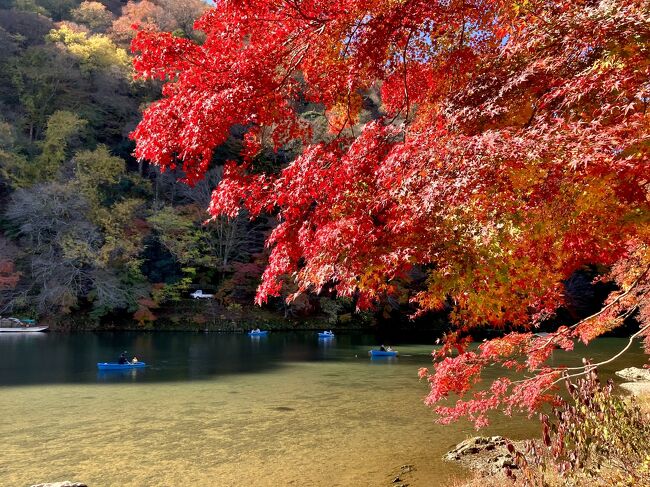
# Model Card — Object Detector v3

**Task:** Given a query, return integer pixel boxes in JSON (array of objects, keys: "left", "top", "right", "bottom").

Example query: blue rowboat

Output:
[
  {"left": 318, "top": 332, "right": 335, "bottom": 338},
  {"left": 97, "top": 362, "right": 146, "bottom": 370},
  {"left": 368, "top": 350, "right": 398, "bottom": 357},
  {"left": 248, "top": 330, "right": 269, "bottom": 336}
]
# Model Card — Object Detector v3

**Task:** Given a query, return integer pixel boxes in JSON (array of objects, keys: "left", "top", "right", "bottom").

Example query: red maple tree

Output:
[{"left": 131, "top": 0, "right": 649, "bottom": 426}]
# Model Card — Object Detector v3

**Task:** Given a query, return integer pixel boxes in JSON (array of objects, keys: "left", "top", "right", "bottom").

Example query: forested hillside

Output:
[{"left": 0, "top": 0, "right": 379, "bottom": 329}]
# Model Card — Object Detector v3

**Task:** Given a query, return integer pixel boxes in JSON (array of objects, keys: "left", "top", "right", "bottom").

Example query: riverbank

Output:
[
  {"left": 49, "top": 302, "right": 359, "bottom": 332},
  {"left": 449, "top": 369, "right": 650, "bottom": 487}
]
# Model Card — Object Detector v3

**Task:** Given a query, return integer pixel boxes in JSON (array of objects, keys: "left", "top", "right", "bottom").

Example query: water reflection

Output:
[
  {"left": 0, "top": 332, "right": 646, "bottom": 387},
  {"left": 97, "top": 368, "right": 145, "bottom": 382}
]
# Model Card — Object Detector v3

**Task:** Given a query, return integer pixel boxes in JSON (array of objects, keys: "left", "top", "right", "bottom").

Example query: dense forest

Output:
[{"left": 0, "top": 0, "right": 385, "bottom": 330}]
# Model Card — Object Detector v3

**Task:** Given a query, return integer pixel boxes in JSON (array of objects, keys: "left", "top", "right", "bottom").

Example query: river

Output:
[{"left": 0, "top": 332, "right": 645, "bottom": 486}]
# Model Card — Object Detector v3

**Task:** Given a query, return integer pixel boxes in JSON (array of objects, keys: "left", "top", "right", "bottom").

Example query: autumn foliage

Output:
[
  {"left": 0, "top": 259, "right": 20, "bottom": 291},
  {"left": 131, "top": 0, "right": 650, "bottom": 425}
]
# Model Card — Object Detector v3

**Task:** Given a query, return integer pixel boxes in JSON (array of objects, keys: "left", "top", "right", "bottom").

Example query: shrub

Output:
[{"left": 510, "top": 368, "right": 650, "bottom": 486}]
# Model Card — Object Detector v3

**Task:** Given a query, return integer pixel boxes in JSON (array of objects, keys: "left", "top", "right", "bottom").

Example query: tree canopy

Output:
[{"left": 131, "top": 0, "right": 650, "bottom": 425}]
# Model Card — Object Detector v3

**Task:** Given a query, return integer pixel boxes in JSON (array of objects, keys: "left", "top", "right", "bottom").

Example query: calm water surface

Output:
[{"left": 0, "top": 331, "right": 645, "bottom": 486}]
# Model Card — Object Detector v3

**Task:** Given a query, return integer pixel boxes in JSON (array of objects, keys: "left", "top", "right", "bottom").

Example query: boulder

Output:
[
  {"left": 444, "top": 436, "right": 506, "bottom": 461},
  {"left": 30, "top": 482, "right": 87, "bottom": 487},
  {"left": 615, "top": 367, "right": 650, "bottom": 382},
  {"left": 444, "top": 436, "right": 524, "bottom": 477}
]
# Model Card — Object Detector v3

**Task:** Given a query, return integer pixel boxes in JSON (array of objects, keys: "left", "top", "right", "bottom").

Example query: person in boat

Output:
[
  {"left": 386, "top": 346, "right": 393, "bottom": 352},
  {"left": 379, "top": 344, "right": 386, "bottom": 352},
  {"left": 118, "top": 351, "right": 129, "bottom": 364},
  {"left": 131, "top": 356, "right": 138, "bottom": 364}
]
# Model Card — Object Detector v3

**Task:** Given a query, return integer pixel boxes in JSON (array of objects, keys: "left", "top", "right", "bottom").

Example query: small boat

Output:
[
  {"left": 0, "top": 317, "right": 48, "bottom": 332},
  {"left": 318, "top": 331, "right": 335, "bottom": 338},
  {"left": 97, "top": 362, "right": 147, "bottom": 370},
  {"left": 369, "top": 350, "right": 398, "bottom": 357},
  {"left": 248, "top": 330, "right": 269, "bottom": 336},
  {"left": 0, "top": 326, "right": 49, "bottom": 332}
]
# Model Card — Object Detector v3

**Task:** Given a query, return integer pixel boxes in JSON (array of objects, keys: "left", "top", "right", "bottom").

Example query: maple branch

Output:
[
  {"left": 568, "top": 263, "right": 650, "bottom": 331},
  {"left": 527, "top": 263, "right": 650, "bottom": 355},
  {"left": 547, "top": 319, "right": 649, "bottom": 388},
  {"left": 342, "top": 18, "right": 365, "bottom": 59},
  {"left": 402, "top": 28, "right": 415, "bottom": 126},
  {"left": 458, "top": 1, "right": 465, "bottom": 49},
  {"left": 281, "top": 0, "right": 332, "bottom": 24},
  {"left": 525, "top": 303, "right": 640, "bottom": 376}
]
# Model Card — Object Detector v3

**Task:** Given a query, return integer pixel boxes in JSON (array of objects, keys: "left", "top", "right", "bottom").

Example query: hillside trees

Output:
[
  {"left": 71, "top": 1, "right": 114, "bottom": 32},
  {"left": 109, "top": 0, "right": 207, "bottom": 45},
  {"left": 45, "top": 25, "right": 136, "bottom": 141},
  {"left": 0, "top": 3, "right": 281, "bottom": 327},
  {"left": 34, "top": 0, "right": 80, "bottom": 20},
  {"left": 131, "top": 0, "right": 650, "bottom": 424},
  {"left": 0, "top": 110, "right": 86, "bottom": 187},
  {"left": 110, "top": 0, "right": 166, "bottom": 45},
  {"left": 47, "top": 25, "right": 130, "bottom": 75},
  {"left": 0, "top": 22, "right": 135, "bottom": 148},
  {"left": 0, "top": 105, "right": 151, "bottom": 318},
  {"left": 154, "top": 0, "right": 207, "bottom": 39},
  {"left": 3, "top": 168, "right": 151, "bottom": 318},
  {"left": 0, "top": 237, "right": 20, "bottom": 291},
  {"left": 2, "top": 134, "right": 152, "bottom": 317},
  {"left": 145, "top": 170, "right": 268, "bottom": 305},
  {"left": 6, "top": 182, "right": 103, "bottom": 314},
  {"left": 8, "top": 46, "right": 88, "bottom": 141}
]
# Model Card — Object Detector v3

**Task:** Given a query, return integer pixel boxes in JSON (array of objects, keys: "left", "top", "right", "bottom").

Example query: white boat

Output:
[
  {"left": 0, "top": 325, "right": 48, "bottom": 332},
  {"left": 0, "top": 317, "right": 48, "bottom": 332}
]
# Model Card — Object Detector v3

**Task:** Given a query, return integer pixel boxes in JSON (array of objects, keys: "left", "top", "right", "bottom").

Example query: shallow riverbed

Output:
[{"left": 0, "top": 332, "right": 644, "bottom": 486}]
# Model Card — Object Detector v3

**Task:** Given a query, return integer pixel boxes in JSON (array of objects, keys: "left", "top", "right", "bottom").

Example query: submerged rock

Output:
[
  {"left": 30, "top": 483, "right": 87, "bottom": 487},
  {"left": 615, "top": 367, "right": 650, "bottom": 382}
]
